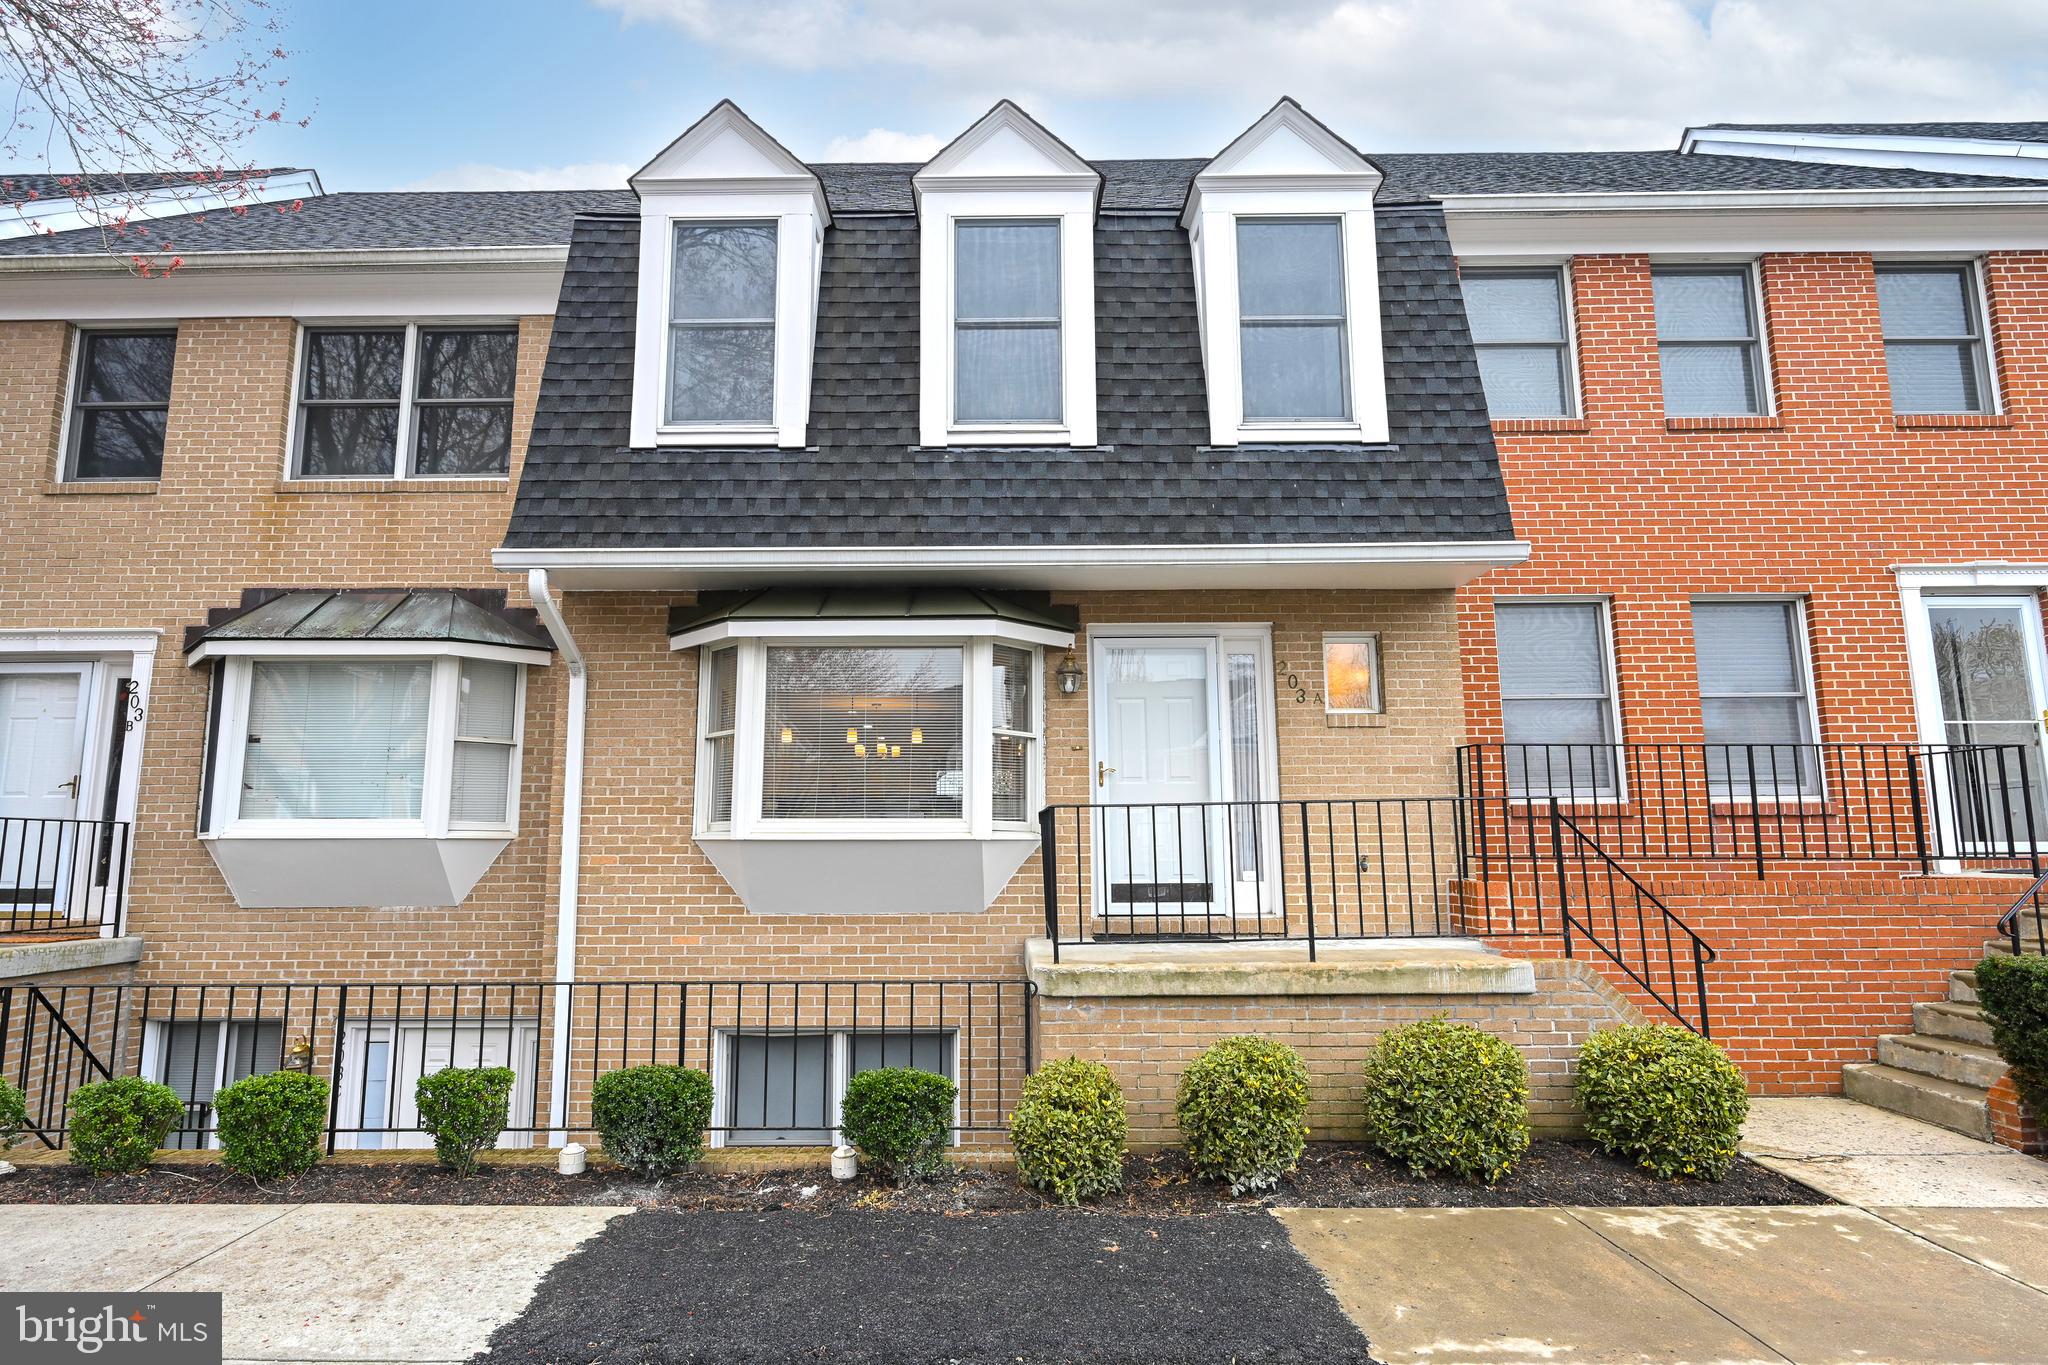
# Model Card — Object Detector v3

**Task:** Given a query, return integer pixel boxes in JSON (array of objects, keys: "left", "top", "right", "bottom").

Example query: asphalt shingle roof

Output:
[
  {"left": 0, "top": 168, "right": 311, "bottom": 199},
  {"left": 1697, "top": 121, "right": 2048, "bottom": 143},
  {"left": 501, "top": 204, "right": 1516, "bottom": 552}
]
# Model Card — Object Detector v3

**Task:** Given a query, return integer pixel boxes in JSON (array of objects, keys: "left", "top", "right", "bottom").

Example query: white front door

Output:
[
  {"left": 1922, "top": 596, "right": 2048, "bottom": 849},
  {"left": 338, "top": 1020, "right": 539, "bottom": 1150},
  {"left": 0, "top": 664, "right": 93, "bottom": 914}
]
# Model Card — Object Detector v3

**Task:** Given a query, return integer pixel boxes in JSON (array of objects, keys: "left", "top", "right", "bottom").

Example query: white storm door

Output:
[
  {"left": 1090, "top": 637, "right": 1226, "bottom": 921},
  {"left": 1922, "top": 596, "right": 2048, "bottom": 851},
  {"left": 0, "top": 664, "right": 93, "bottom": 914}
]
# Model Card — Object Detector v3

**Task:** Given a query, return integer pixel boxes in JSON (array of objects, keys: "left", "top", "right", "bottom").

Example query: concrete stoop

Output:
[{"left": 1845, "top": 967, "right": 2013, "bottom": 1142}]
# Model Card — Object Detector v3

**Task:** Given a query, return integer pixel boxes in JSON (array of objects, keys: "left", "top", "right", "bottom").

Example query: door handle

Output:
[
  {"left": 1097, "top": 761, "right": 1116, "bottom": 789},
  {"left": 57, "top": 775, "right": 79, "bottom": 796}
]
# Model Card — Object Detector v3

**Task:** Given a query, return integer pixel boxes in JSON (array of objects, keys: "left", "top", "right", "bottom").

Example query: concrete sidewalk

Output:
[
  {"left": 0, "top": 1203, "right": 623, "bottom": 1363},
  {"left": 1741, "top": 1096, "right": 2048, "bottom": 1207}
]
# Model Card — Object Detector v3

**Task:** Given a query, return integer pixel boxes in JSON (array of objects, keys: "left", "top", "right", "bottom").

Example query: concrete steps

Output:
[
  {"left": 1842, "top": 961, "right": 2018, "bottom": 1142},
  {"left": 1842, "top": 1062, "right": 1995, "bottom": 1140}
]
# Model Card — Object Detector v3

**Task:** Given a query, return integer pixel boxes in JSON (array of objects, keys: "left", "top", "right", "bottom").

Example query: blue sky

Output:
[{"left": 240, "top": 0, "right": 2048, "bottom": 192}]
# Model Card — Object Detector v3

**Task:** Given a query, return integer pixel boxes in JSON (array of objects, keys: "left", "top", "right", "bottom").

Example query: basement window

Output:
[{"left": 716, "top": 1029, "right": 956, "bottom": 1146}]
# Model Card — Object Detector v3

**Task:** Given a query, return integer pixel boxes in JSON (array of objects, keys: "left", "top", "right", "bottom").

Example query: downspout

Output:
[{"left": 528, "top": 569, "right": 585, "bottom": 1146}]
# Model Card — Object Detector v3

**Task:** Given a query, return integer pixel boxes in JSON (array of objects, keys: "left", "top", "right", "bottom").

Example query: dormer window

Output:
[
  {"left": 1236, "top": 218, "right": 1351, "bottom": 423},
  {"left": 667, "top": 221, "right": 779, "bottom": 425},
  {"left": 954, "top": 219, "right": 1062, "bottom": 425}
]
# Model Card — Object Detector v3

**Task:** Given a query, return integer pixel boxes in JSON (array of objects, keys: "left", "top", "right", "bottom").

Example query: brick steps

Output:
[{"left": 1842, "top": 953, "right": 2034, "bottom": 1142}]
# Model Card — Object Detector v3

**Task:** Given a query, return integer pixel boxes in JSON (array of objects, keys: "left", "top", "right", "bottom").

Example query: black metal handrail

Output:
[
  {"left": 1998, "top": 870, "right": 2048, "bottom": 957},
  {"left": 0, "top": 816, "right": 130, "bottom": 936},
  {"left": 0, "top": 979, "right": 1034, "bottom": 1151},
  {"left": 1458, "top": 742, "right": 2042, "bottom": 874},
  {"left": 1552, "top": 809, "right": 1716, "bottom": 1035}
]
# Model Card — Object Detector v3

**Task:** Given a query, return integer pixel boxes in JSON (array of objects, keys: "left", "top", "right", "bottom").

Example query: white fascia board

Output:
[
  {"left": 185, "top": 638, "right": 552, "bottom": 667},
  {"left": 1680, "top": 127, "right": 2048, "bottom": 178},
  {"left": 0, "top": 258, "right": 566, "bottom": 322},
  {"left": 671, "top": 617, "right": 1076, "bottom": 651}
]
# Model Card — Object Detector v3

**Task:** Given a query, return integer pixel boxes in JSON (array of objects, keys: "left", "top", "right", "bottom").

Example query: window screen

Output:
[
  {"left": 1237, "top": 218, "right": 1350, "bottom": 422},
  {"left": 240, "top": 660, "right": 432, "bottom": 820},
  {"left": 1654, "top": 266, "right": 1765, "bottom": 416},
  {"left": 1692, "top": 601, "right": 1817, "bottom": 793},
  {"left": 1878, "top": 264, "right": 1990, "bottom": 415},
  {"left": 1493, "top": 602, "right": 1617, "bottom": 795},
  {"left": 412, "top": 327, "right": 517, "bottom": 474},
  {"left": 68, "top": 330, "right": 175, "bottom": 480},
  {"left": 668, "top": 221, "right": 777, "bottom": 424},
  {"left": 1462, "top": 269, "right": 1574, "bottom": 418},
  {"left": 296, "top": 328, "right": 406, "bottom": 477},
  {"left": 759, "top": 645, "right": 966, "bottom": 820},
  {"left": 955, "top": 220, "right": 1061, "bottom": 423}
]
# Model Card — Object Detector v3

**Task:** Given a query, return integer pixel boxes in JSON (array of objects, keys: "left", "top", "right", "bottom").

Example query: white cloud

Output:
[
  {"left": 821, "top": 128, "right": 946, "bottom": 162},
  {"left": 402, "top": 161, "right": 634, "bottom": 192},
  {"left": 592, "top": 0, "right": 2048, "bottom": 150}
]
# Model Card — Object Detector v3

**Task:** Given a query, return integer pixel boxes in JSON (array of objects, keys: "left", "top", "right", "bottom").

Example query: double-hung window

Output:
[
  {"left": 1462, "top": 268, "right": 1576, "bottom": 418},
  {"left": 1236, "top": 218, "right": 1351, "bottom": 423},
  {"left": 1877, "top": 263, "right": 1993, "bottom": 414},
  {"left": 667, "top": 221, "right": 778, "bottom": 425},
  {"left": 1653, "top": 265, "right": 1767, "bottom": 417},
  {"left": 1692, "top": 600, "right": 1819, "bottom": 796},
  {"left": 293, "top": 324, "right": 518, "bottom": 478},
  {"left": 953, "top": 220, "right": 1061, "bottom": 424},
  {"left": 1494, "top": 601, "right": 1620, "bottom": 797},
  {"left": 67, "top": 329, "right": 176, "bottom": 480}
]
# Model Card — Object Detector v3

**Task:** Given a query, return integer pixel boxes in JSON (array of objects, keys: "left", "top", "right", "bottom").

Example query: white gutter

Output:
[
  {"left": 495, "top": 539, "right": 1533, "bottom": 572},
  {"left": 0, "top": 244, "right": 571, "bottom": 275},
  {"left": 1434, "top": 186, "right": 2048, "bottom": 217},
  {"left": 527, "top": 568, "right": 586, "bottom": 1147}
]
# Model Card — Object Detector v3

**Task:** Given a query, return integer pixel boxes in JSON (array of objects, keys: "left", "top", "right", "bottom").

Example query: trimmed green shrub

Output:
[
  {"left": 1177, "top": 1036, "right": 1311, "bottom": 1195},
  {"left": 67, "top": 1077, "right": 184, "bottom": 1176},
  {"left": 1577, "top": 1024, "right": 1749, "bottom": 1180},
  {"left": 841, "top": 1067, "right": 956, "bottom": 1183},
  {"left": 214, "top": 1071, "right": 328, "bottom": 1181},
  {"left": 590, "top": 1065, "right": 713, "bottom": 1175},
  {"left": 415, "top": 1066, "right": 515, "bottom": 1177},
  {"left": 1010, "top": 1057, "right": 1127, "bottom": 1206},
  {"left": 0, "top": 1076, "right": 26, "bottom": 1153},
  {"left": 1361, "top": 1017, "right": 1531, "bottom": 1183},
  {"left": 1977, "top": 954, "right": 2048, "bottom": 1124}
]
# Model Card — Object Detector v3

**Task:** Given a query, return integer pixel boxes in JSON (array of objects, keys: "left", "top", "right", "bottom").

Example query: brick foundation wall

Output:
[{"left": 1033, "top": 959, "right": 1643, "bottom": 1148}]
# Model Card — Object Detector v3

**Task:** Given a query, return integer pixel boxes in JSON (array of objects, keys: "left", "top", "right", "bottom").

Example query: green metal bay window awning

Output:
[
  {"left": 184, "top": 588, "right": 556, "bottom": 664},
  {"left": 667, "top": 586, "right": 1079, "bottom": 650}
]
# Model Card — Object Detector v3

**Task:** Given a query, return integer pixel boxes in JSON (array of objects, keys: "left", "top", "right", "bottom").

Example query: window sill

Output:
[
  {"left": 277, "top": 477, "right": 512, "bottom": 495},
  {"left": 1894, "top": 412, "right": 2013, "bottom": 430},
  {"left": 1490, "top": 418, "right": 1589, "bottom": 435},
  {"left": 1237, "top": 423, "right": 1365, "bottom": 444},
  {"left": 1325, "top": 711, "right": 1389, "bottom": 729},
  {"left": 653, "top": 426, "right": 781, "bottom": 448},
  {"left": 1664, "top": 416, "right": 1781, "bottom": 432},
  {"left": 43, "top": 479, "right": 158, "bottom": 496},
  {"left": 943, "top": 425, "right": 1072, "bottom": 447}
]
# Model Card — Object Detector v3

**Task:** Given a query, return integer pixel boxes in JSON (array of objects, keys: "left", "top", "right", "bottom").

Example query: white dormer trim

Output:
[
  {"left": 629, "top": 101, "right": 830, "bottom": 450},
  {"left": 1183, "top": 99, "right": 1388, "bottom": 448},
  {"left": 914, "top": 102, "right": 1100, "bottom": 449}
]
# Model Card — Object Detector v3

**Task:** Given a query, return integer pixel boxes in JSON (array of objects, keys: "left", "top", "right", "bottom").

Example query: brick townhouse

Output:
[{"left": 0, "top": 104, "right": 2044, "bottom": 1154}]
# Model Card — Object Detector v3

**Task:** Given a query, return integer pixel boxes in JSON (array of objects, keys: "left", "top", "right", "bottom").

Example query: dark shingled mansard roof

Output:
[{"left": 502, "top": 202, "right": 1517, "bottom": 552}]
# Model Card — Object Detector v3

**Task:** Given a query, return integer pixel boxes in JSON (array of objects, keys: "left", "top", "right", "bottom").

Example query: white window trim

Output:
[
  {"left": 1874, "top": 257, "right": 2003, "bottom": 416},
  {"left": 694, "top": 634, "right": 1047, "bottom": 841},
  {"left": 707, "top": 1027, "right": 962, "bottom": 1149},
  {"left": 1460, "top": 262, "right": 1584, "bottom": 420},
  {"left": 57, "top": 323, "right": 177, "bottom": 483},
  {"left": 283, "top": 320, "right": 519, "bottom": 482},
  {"left": 1650, "top": 259, "right": 1778, "bottom": 418},
  {"left": 1689, "top": 594, "right": 1825, "bottom": 801},
  {"left": 198, "top": 648, "right": 529, "bottom": 840},
  {"left": 1321, "top": 630, "right": 1384, "bottom": 716},
  {"left": 1492, "top": 595, "right": 1626, "bottom": 801}
]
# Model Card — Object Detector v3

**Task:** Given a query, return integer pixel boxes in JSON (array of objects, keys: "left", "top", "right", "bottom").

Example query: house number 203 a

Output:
[{"left": 1272, "top": 661, "right": 1324, "bottom": 707}]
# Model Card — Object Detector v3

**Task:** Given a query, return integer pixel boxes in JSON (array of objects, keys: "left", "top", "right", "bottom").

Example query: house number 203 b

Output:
[{"left": 1272, "top": 661, "right": 1324, "bottom": 707}]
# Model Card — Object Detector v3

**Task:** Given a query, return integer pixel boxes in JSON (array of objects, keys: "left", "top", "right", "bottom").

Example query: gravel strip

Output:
[{"left": 473, "top": 1209, "right": 1376, "bottom": 1364}]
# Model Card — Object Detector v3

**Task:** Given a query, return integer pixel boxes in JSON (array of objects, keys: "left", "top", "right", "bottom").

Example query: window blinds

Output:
[{"left": 240, "top": 660, "right": 431, "bottom": 821}]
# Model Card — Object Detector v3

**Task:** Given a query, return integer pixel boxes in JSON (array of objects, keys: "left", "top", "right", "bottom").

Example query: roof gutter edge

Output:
[{"left": 0, "top": 244, "right": 572, "bottom": 274}]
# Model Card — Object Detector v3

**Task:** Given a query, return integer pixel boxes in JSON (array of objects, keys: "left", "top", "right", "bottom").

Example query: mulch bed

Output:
[{"left": 0, "top": 1139, "right": 1828, "bottom": 1211}]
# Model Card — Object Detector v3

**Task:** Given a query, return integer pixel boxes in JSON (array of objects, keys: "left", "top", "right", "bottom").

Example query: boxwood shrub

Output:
[
  {"left": 1177, "top": 1036, "right": 1311, "bottom": 1195},
  {"left": 415, "top": 1066, "right": 516, "bottom": 1176},
  {"left": 214, "top": 1071, "right": 328, "bottom": 1181},
  {"left": 1010, "top": 1057, "right": 1127, "bottom": 1205},
  {"left": 590, "top": 1065, "right": 713, "bottom": 1174},
  {"left": 841, "top": 1066, "right": 956, "bottom": 1183},
  {"left": 1361, "top": 1017, "right": 1531, "bottom": 1183},
  {"left": 0, "top": 1076, "right": 26, "bottom": 1154},
  {"left": 1577, "top": 1024, "right": 1749, "bottom": 1180},
  {"left": 68, "top": 1076, "right": 185, "bottom": 1176},
  {"left": 1977, "top": 954, "right": 2048, "bottom": 1123}
]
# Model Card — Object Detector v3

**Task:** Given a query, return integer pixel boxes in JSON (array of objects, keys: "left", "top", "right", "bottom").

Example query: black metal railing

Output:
[
  {"left": 0, "top": 816, "right": 130, "bottom": 936},
  {"left": 1039, "top": 796, "right": 1715, "bottom": 1033},
  {"left": 1457, "top": 742, "right": 2042, "bottom": 874},
  {"left": 0, "top": 979, "right": 1033, "bottom": 1151},
  {"left": 1999, "top": 870, "right": 2048, "bottom": 957}
]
